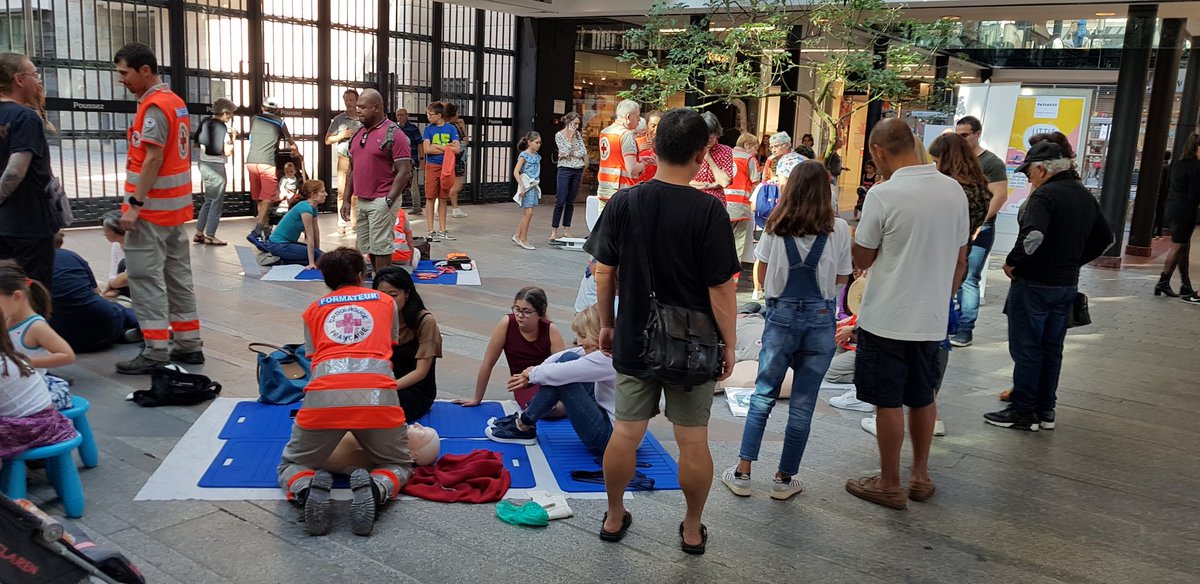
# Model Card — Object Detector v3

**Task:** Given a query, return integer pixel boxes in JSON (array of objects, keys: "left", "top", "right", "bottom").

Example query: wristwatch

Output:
[{"left": 127, "top": 197, "right": 144, "bottom": 207}]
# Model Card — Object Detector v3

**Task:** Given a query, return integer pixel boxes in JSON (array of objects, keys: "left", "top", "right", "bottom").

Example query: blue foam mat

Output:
[
  {"left": 219, "top": 401, "right": 301, "bottom": 440},
  {"left": 297, "top": 268, "right": 323, "bottom": 280},
  {"left": 412, "top": 401, "right": 504, "bottom": 438},
  {"left": 437, "top": 440, "right": 535, "bottom": 489},
  {"left": 536, "top": 419, "right": 680, "bottom": 492},
  {"left": 199, "top": 439, "right": 288, "bottom": 488}
]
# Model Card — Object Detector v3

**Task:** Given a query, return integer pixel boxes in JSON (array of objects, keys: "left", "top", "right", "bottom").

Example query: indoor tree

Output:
[{"left": 618, "top": 0, "right": 961, "bottom": 156}]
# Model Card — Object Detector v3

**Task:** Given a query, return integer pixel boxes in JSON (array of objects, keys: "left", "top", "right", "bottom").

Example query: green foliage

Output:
[{"left": 617, "top": 0, "right": 961, "bottom": 143}]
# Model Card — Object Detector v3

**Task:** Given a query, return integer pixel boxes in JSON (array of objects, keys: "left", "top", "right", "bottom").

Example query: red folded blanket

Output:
[{"left": 401, "top": 449, "right": 511, "bottom": 503}]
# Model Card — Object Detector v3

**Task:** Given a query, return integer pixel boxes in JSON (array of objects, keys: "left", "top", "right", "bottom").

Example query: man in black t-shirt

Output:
[
  {"left": 0, "top": 53, "right": 56, "bottom": 287},
  {"left": 585, "top": 108, "right": 739, "bottom": 555}
]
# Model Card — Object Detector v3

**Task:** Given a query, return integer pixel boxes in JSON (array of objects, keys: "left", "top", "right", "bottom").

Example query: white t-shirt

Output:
[
  {"left": 755, "top": 218, "right": 853, "bottom": 300},
  {"left": 854, "top": 163, "right": 970, "bottom": 341},
  {"left": 0, "top": 356, "right": 51, "bottom": 418}
]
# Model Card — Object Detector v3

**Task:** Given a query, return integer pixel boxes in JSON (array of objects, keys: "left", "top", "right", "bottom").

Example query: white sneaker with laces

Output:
[
  {"left": 770, "top": 476, "right": 804, "bottom": 501},
  {"left": 861, "top": 415, "right": 877, "bottom": 436},
  {"left": 451, "top": 208, "right": 469, "bottom": 218},
  {"left": 720, "top": 466, "right": 752, "bottom": 497},
  {"left": 829, "top": 388, "right": 875, "bottom": 412},
  {"left": 934, "top": 419, "right": 946, "bottom": 436}
]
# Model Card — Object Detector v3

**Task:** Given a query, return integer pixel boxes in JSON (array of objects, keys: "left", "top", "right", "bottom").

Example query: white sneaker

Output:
[
  {"left": 861, "top": 415, "right": 877, "bottom": 436},
  {"left": 451, "top": 208, "right": 469, "bottom": 218},
  {"left": 720, "top": 465, "right": 752, "bottom": 497},
  {"left": 829, "top": 389, "right": 875, "bottom": 412},
  {"left": 751, "top": 290, "right": 763, "bottom": 300},
  {"left": 934, "top": 419, "right": 946, "bottom": 437},
  {"left": 770, "top": 476, "right": 804, "bottom": 501}
]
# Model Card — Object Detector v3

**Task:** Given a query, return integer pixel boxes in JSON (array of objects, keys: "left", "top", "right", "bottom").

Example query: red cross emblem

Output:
[
  {"left": 598, "top": 136, "right": 611, "bottom": 161},
  {"left": 337, "top": 312, "right": 362, "bottom": 334}
]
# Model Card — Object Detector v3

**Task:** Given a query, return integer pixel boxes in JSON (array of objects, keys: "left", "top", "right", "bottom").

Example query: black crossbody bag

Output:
[{"left": 626, "top": 189, "right": 724, "bottom": 387}]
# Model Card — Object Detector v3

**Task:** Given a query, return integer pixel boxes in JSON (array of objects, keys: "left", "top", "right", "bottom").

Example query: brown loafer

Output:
[
  {"left": 845, "top": 475, "right": 908, "bottom": 510},
  {"left": 909, "top": 479, "right": 936, "bottom": 502}
]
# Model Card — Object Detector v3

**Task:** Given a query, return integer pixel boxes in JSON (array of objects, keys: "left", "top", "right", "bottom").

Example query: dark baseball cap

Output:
[{"left": 1016, "top": 141, "right": 1066, "bottom": 174}]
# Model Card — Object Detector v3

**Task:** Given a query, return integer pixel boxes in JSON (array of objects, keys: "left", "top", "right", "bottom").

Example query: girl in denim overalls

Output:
[{"left": 722, "top": 159, "right": 853, "bottom": 500}]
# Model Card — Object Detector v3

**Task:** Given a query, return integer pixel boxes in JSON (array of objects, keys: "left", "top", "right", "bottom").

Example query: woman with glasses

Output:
[{"left": 455, "top": 286, "right": 565, "bottom": 409}]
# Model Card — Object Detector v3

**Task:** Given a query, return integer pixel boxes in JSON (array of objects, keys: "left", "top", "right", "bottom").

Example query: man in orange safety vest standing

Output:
[
  {"left": 114, "top": 43, "right": 204, "bottom": 374},
  {"left": 596, "top": 99, "right": 645, "bottom": 210}
]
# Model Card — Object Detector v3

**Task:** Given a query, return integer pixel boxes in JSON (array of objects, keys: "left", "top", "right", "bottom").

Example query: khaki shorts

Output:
[
  {"left": 355, "top": 196, "right": 398, "bottom": 256},
  {"left": 615, "top": 373, "right": 714, "bottom": 427}
]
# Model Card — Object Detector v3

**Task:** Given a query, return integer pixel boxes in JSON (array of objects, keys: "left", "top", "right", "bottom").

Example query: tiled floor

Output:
[{"left": 19, "top": 204, "right": 1200, "bottom": 583}]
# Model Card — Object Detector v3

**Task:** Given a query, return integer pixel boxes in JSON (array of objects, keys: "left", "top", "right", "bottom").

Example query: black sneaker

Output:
[
  {"left": 984, "top": 406, "right": 1040, "bottom": 431},
  {"left": 170, "top": 350, "right": 205, "bottom": 365},
  {"left": 304, "top": 470, "right": 333, "bottom": 536},
  {"left": 950, "top": 331, "right": 973, "bottom": 347},
  {"left": 1037, "top": 410, "right": 1056, "bottom": 430},
  {"left": 116, "top": 354, "right": 168, "bottom": 375},
  {"left": 349, "top": 468, "right": 384, "bottom": 536}
]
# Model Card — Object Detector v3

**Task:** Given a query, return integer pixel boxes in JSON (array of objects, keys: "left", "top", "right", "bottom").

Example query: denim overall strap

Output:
[{"left": 781, "top": 234, "right": 828, "bottom": 299}]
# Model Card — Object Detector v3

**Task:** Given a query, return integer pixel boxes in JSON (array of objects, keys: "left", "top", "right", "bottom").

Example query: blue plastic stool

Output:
[
  {"left": 1, "top": 433, "right": 86, "bottom": 518},
  {"left": 59, "top": 396, "right": 98, "bottom": 468}
]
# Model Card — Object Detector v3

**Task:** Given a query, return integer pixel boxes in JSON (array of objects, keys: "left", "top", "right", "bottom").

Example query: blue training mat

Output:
[
  {"left": 412, "top": 401, "right": 504, "bottom": 438},
  {"left": 199, "top": 439, "right": 288, "bottom": 488},
  {"left": 412, "top": 260, "right": 459, "bottom": 286},
  {"left": 219, "top": 401, "right": 302, "bottom": 440},
  {"left": 437, "top": 440, "right": 535, "bottom": 489},
  {"left": 297, "top": 268, "right": 324, "bottom": 280},
  {"left": 536, "top": 419, "right": 681, "bottom": 492}
]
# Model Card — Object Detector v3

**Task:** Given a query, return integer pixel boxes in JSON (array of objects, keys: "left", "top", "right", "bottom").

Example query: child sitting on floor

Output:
[
  {"left": 485, "top": 306, "right": 615, "bottom": 456},
  {"left": 0, "top": 261, "right": 74, "bottom": 410},
  {"left": 391, "top": 207, "right": 421, "bottom": 268},
  {"left": 0, "top": 304, "right": 76, "bottom": 465}
]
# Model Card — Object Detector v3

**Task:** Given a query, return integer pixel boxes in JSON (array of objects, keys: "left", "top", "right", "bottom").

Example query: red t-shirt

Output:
[{"left": 695, "top": 143, "right": 734, "bottom": 203}]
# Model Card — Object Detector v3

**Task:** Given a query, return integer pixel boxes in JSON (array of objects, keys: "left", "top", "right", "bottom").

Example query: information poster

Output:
[{"left": 1004, "top": 93, "right": 1090, "bottom": 211}]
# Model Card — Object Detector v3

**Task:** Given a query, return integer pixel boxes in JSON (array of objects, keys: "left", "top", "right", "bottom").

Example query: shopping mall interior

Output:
[{"left": 0, "top": 1, "right": 1197, "bottom": 582}]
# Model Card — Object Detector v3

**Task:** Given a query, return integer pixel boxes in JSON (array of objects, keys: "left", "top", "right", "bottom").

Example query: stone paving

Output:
[{"left": 18, "top": 204, "right": 1200, "bottom": 583}]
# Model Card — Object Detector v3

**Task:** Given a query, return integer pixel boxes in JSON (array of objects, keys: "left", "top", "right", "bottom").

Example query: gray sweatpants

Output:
[
  {"left": 125, "top": 221, "right": 201, "bottom": 360},
  {"left": 825, "top": 347, "right": 856, "bottom": 384},
  {"left": 277, "top": 424, "right": 414, "bottom": 497}
]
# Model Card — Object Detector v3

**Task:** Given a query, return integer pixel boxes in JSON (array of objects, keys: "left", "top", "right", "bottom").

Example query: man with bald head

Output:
[
  {"left": 846, "top": 118, "right": 969, "bottom": 510},
  {"left": 343, "top": 89, "right": 413, "bottom": 273}
]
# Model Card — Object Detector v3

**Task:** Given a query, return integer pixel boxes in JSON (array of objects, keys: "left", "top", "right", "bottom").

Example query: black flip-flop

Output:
[
  {"left": 679, "top": 522, "right": 708, "bottom": 555},
  {"left": 599, "top": 511, "right": 632, "bottom": 542}
]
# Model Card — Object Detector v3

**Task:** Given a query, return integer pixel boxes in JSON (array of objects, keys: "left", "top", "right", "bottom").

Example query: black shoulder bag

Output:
[{"left": 627, "top": 189, "right": 724, "bottom": 387}]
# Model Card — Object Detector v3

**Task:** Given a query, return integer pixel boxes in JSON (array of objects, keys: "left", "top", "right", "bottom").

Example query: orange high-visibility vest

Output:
[
  {"left": 635, "top": 134, "right": 648, "bottom": 152},
  {"left": 392, "top": 209, "right": 412, "bottom": 263},
  {"left": 297, "top": 286, "right": 405, "bottom": 431},
  {"left": 123, "top": 86, "right": 193, "bottom": 226},
  {"left": 596, "top": 126, "right": 637, "bottom": 200},
  {"left": 726, "top": 149, "right": 757, "bottom": 222}
]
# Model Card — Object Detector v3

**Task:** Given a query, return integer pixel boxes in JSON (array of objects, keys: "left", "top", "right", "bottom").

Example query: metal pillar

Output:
[
  {"left": 775, "top": 25, "right": 803, "bottom": 137},
  {"left": 1095, "top": 4, "right": 1158, "bottom": 268},
  {"left": 376, "top": 0, "right": 391, "bottom": 104},
  {"left": 431, "top": 2, "right": 444, "bottom": 100},
  {"left": 247, "top": 0, "right": 264, "bottom": 114},
  {"left": 472, "top": 8, "right": 488, "bottom": 203},
  {"left": 316, "top": 0, "right": 332, "bottom": 190},
  {"left": 1172, "top": 37, "right": 1200, "bottom": 159},
  {"left": 934, "top": 53, "right": 950, "bottom": 107},
  {"left": 166, "top": 0, "right": 187, "bottom": 98},
  {"left": 1128, "top": 17, "right": 1184, "bottom": 256},
  {"left": 861, "top": 36, "right": 888, "bottom": 171}
]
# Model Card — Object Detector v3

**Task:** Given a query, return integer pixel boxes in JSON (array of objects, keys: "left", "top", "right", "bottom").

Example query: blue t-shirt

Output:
[
  {"left": 519, "top": 151, "right": 541, "bottom": 182},
  {"left": 422, "top": 123, "right": 460, "bottom": 166},
  {"left": 269, "top": 200, "right": 316, "bottom": 244}
]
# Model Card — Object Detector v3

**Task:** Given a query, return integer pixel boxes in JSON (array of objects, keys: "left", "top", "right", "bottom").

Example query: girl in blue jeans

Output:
[
  {"left": 485, "top": 305, "right": 615, "bottom": 456},
  {"left": 266, "top": 179, "right": 326, "bottom": 268},
  {"left": 723, "top": 160, "right": 853, "bottom": 500}
]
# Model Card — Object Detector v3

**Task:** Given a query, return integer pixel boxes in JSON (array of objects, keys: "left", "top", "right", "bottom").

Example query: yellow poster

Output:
[{"left": 1004, "top": 95, "right": 1088, "bottom": 210}]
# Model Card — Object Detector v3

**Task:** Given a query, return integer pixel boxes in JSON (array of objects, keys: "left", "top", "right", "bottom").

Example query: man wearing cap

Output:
[
  {"left": 984, "top": 142, "right": 1112, "bottom": 432},
  {"left": 246, "top": 96, "right": 297, "bottom": 236}
]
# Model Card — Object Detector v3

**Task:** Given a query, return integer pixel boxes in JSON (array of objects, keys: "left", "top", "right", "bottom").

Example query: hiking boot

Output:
[
  {"left": 908, "top": 478, "right": 936, "bottom": 502},
  {"left": 349, "top": 468, "right": 384, "bottom": 536},
  {"left": 770, "top": 475, "right": 804, "bottom": 501},
  {"left": 845, "top": 475, "right": 907, "bottom": 510},
  {"left": 1037, "top": 410, "right": 1056, "bottom": 430},
  {"left": 170, "top": 350, "right": 205, "bottom": 365},
  {"left": 116, "top": 354, "right": 168, "bottom": 375},
  {"left": 304, "top": 470, "right": 333, "bottom": 536},
  {"left": 984, "top": 406, "right": 1040, "bottom": 432},
  {"left": 486, "top": 422, "right": 537, "bottom": 445},
  {"left": 720, "top": 465, "right": 752, "bottom": 497},
  {"left": 949, "top": 331, "right": 973, "bottom": 347}
]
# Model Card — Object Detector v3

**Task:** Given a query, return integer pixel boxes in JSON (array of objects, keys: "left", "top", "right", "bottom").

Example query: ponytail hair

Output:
[
  {"left": 518, "top": 131, "right": 540, "bottom": 151},
  {"left": 0, "top": 259, "right": 52, "bottom": 319},
  {"left": 291, "top": 178, "right": 324, "bottom": 207},
  {"left": 0, "top": 305, "right": 34, "bottom": 377}
]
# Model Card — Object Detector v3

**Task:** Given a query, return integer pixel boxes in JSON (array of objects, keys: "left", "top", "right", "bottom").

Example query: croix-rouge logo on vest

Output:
[
  {"left": 177, "top": 122, "right": 190, "bottom": 159},
  {"left": 131, "top": 130, "right": 142, "bottom": 148},
  {"left": 323, "top": 305, "right": 374, "bottom": 345},
  {"left": 598, "top": 135, "right": 611, "bottom": 161}
]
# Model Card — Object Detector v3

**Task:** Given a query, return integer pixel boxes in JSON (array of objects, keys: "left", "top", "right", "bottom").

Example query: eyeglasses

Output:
[
  {"left": 511, "top": 306, "right": 538, "bottom": 318},
  {"left": 19, "top": 70, "right": 41, "bottom": 81}
]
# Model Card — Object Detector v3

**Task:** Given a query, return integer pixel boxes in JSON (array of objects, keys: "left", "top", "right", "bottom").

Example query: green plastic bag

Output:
[{"left": 496, "top": 500, "right": 549, "bottom": 527}]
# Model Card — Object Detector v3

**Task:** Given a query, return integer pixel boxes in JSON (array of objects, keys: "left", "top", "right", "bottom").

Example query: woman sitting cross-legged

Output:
[{"left": 485, "top": 305, "right": 614, "bottom": 456}]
